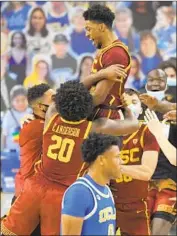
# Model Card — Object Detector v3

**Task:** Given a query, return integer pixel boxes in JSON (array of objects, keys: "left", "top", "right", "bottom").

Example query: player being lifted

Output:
[
  {"left": 1, "top": 81, "right": 138, "bottom": 236},
  {"left": 83, "top": 4, "right": 131, "bottom": 120}
]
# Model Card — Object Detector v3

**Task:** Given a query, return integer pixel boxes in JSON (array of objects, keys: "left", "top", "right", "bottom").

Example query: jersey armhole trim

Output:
[
  {"left": 140, "top": 125, "right": 148, "bottom": 148},
  {"left": 61, "top": 181, "right": 97, "bottom": 220}
]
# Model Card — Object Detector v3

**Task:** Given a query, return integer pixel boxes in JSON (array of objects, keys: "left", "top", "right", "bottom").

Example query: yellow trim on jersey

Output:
[
  {"left": 83, "top": 121, "right": 93, "bottom": 139},
  {"left": 142, "top": 199, "right": 151, "bottom": 236},
  {"left": 43, "top": 113, "right": 58, "bottom": 135},
  {"left": 1, "top": 222, "right": 17, "bottom": 235},
  {"left": 140, "top": 125, "right": 148, "bottom": 148},
  {"left": 107, "top": 95, "right": 116, "bottom": 119},
  {"left": 34, "top": 160, "right": 42, "bottom": 173},
  {"left": 60, "top": 117, "right": 86, "bottom": 125},
  {"left": 123, "top": 128, "right": 140, "bottom": 145}
]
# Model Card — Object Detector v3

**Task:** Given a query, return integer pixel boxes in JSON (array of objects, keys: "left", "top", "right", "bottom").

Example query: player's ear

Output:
[
  {"left": 98, "top": 155, "right": 104, "bottom": 166},
  {"left": 99, "top": 23, "right": 106, "bottom": 32}
]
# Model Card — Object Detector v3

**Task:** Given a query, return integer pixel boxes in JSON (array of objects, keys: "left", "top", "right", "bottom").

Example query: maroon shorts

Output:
[
  {"left": 148, "top": 179, "right": 176, "bottom": 223},
  {"left": 116, "top": 199, "right": 151, "bottom": 236},
  {"left": 1, "top": 172, "right": 67, "bottom": 235}
]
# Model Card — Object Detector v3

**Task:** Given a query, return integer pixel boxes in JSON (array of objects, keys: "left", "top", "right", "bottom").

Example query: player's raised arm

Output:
[
  {"left": 140, "top": 93, "right": 176, "bottom": 114},
  {"left": 44, "top": 95, "right": 57, "bottom": 129},
  {"left": 91, "top": 106, "right": 139, "bottom": 136},
  {"left": 81, "top": 64, "right": 127, "bottom": 90},
  {"left": 144, "top": 109, "right": 176, "bottom": 166}
]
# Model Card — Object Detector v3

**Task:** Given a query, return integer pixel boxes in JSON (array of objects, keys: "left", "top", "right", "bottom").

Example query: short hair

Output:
[
  {"left": 82, "top": 132, "right": 121, "bottom": 164},
  {"left": 140, "top": 30, "right": 157, "bottom": 43},
  {"left": 54, "top": 80, "right": 93, "bottom": 121},
  {"left": 27, "top": 83, "right": 51, "bottom": 105},
  {"left": 83, "top": 4, "right": 115, "bottom": 29},
  {"left": 124, "top": 88, "right": 140, "bottom": 97}
]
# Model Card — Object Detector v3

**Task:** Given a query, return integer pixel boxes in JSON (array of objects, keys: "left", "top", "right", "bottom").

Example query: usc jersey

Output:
[
  {"left": 15, "top": 118, "right": 44, "bottom": 196},
  {"left": 39, "top": 114, "right": 92, "bottom": 187},
  {"left": 91, "top": 39, "right": 131, "bottom": 119},
  {"left": 111, "top": 124, "right": 160, "bottom": 203}
]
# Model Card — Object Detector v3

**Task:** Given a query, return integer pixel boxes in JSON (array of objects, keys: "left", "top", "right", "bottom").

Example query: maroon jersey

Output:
[
  {"left": 91, "top": 39, "right": 131, "bottom": 119},
  {"left": 15, "top": 118, "right": 44, "bottom": 196},
  {"left": 39, "top": 114, "right": 92, "bottom": 187},
  {"left": 111, "top": 124, "right": 160, "bottom": 203}
]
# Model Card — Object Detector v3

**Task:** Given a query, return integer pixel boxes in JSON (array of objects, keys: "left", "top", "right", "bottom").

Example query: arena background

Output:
[{"left": 1, "top": 1, "right": 176, "bottom": 234}]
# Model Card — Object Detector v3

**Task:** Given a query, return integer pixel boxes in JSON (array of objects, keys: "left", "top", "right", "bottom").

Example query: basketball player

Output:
[
  {"left": 61, "top": 132, "right": 121, "bottom": 235},
  {"left": 110, "top": 89, "right": 160, "bottom": 236},
  {"left": 83, "top": 4, "right": 132, "bottom": 121},
  {"left": 1, "top": 81, "right": 138, "bottom": 236},
  {"left": 2, "top": 84, "right": 54, "bottom": 236},
  {"left": 14, "top": 84, "right": 55, "bottom": 199},
  {"left": 139, "top": 69, "right": 177, "bottom": 235}
]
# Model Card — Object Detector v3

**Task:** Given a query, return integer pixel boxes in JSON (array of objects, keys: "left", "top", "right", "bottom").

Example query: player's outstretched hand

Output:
[
  {"left": 144, "top": 109, "right": 165, "bottom": 137},
  {"left": 20, "top": 114, "right": 35, "bottom": 128},
  {"left": 102, "top": 64, "right": 127, "bottom": 81},
  {"left": 163, "top": 110, "right": 176, "bottom": 121},
  {"left": 139, "top": 94, "right": 158, "bottom": 109}
]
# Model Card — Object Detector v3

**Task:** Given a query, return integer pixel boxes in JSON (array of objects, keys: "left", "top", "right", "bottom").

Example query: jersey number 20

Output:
[{"left": 47, "top": 135, "right": 75, "bottom": 163}]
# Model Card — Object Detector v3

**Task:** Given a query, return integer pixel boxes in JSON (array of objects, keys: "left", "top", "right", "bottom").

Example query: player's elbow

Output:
[
  {"left": 168, "top": 155, "right": 176, "bottom": 166},
  {"left": 141, "top": 166, "right": 153, "bottom": 181}
]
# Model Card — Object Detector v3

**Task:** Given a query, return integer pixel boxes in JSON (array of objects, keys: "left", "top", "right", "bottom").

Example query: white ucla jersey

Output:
[{"left": 62, "top": 176, "right": 116, "bottom": 235}]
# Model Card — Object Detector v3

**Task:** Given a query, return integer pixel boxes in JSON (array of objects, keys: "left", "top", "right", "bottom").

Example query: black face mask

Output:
[{"left": 39, "top": 103, "right": 49, "bottom": 113}]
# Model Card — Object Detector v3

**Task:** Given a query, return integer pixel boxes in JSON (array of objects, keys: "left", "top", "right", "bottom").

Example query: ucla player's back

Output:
[{"left": 62, "top": 175, "right": 116, "bottom": 235}]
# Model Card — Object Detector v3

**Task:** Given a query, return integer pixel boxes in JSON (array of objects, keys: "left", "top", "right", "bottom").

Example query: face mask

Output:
[
  {"left": 39, "top": 103, "right": 49, "bottom": 113},
  {"left": 128, "top": 104, "right": 142, "bottom": 118},
  {"left": 146, "top": 90, "right": 165, "bottom": 101},
  {"left": 167, "top": 77, "right": 176, "bottom": 87},
  {"left": 145, "top": 84, "right": 166, "bottom": 101}
]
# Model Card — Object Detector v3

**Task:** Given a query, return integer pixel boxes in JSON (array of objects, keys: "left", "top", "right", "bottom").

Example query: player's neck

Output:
[
  {"left": 101, "top": 31, "right": 117, "bottom": 49},
  {"left": 87, "top": 169, "right": 109, "bottom": 186}
]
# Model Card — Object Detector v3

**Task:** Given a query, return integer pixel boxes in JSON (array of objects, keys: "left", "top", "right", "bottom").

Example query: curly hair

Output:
[
  {"left": 54, "top": 80, "right": 93, "bottom": 121},
  {"left": 83, "top": 4, "right": 115, "bottom": 29},
  {"left": 27, "top": 83, "right": 51, "bottom": 105},
  {"left": 82, "top": 133, "right": 121, "bottom": 164}
]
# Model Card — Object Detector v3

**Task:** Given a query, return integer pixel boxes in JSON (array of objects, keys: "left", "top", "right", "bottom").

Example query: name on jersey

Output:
[
  {"left": 52, "top": 123, "right": 80, "bottom": 137},
  {"left": 99, "top": 207, "right": 116, "bottom": 223}
]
